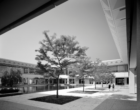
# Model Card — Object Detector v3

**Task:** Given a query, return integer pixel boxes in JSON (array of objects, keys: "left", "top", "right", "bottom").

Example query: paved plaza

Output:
[{"left": 0, "top": 85, "right": 137, "bottom": 110}]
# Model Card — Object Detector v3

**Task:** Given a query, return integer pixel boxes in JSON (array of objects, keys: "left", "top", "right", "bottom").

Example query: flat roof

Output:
[{"left": 0, "top": 58, "right": 36, "bottom": 68}]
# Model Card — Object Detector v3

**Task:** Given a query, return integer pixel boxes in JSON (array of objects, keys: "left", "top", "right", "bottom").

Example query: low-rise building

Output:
[
  {"left": 102, "top": 59, "right": 128, "bottom": 85},
  {"left": 0, "top": 58, "right": 44, "bottom": 85}
]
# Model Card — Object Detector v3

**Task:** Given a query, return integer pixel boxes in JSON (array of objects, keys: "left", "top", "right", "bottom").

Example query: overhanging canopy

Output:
[
  {"left": 113, "top": 72, "right": 128, "bottom": 78},
  {"left": 0, "top": 0, "right": 67, "bottom": 35}
]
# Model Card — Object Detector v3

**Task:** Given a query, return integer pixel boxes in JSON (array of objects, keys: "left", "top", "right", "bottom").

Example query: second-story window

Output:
[
  {"left": 24, "top": 68, "right": 28, "bottom": 73},
  {"left": 29, "top": 69, "right": 35, "bottom": 73}
]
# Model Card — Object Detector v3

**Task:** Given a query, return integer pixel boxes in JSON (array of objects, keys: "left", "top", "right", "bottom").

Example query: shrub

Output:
[{"left": 1, "top": 69, "right": 22, "bottom": 87}]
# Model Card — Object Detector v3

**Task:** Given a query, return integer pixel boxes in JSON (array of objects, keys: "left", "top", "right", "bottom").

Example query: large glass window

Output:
[
  {"left": 0, "top": 66, "right": 7, "bottom": 73},
  {"left": 109, "top": 66, "right": 118, "bottom": 72},
  {"left": 109, "top": 65, "right": 128, "bottom": 72},
  {"left": 118, "top": 65, "right": 128, "bottom": 72}
]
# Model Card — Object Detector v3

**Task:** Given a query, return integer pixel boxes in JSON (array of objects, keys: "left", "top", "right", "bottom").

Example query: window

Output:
[
  {"left": 89, "top": 79, "right": 93, "bottom": 84},
  {"left": 118, "top": 65, "right": 128, "bottom": 72},
  {"left": 79, "top": 79, "right": 84, "bottom": 84},
  {"left": 59, "top": 79, "right": 65, "bottom": 84},
  {"left": 24, "top": 68, "right": 28, "bottom": 73},
  {"left": 69, "top": 79, "right": 74, "bottom": 84},
  {"left": 29, "top": 68, "right": 35, "bottom": 73}
]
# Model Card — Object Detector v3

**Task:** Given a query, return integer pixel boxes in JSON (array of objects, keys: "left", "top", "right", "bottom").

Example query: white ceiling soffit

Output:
[
  {"left": 100, "top": 0, "right": 128, "bottom": 64},
  {"left": 0, "top": 0, "right": 67, "bottom": 35}
]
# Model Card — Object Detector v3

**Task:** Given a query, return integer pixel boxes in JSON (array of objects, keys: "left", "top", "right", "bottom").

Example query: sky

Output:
[{"left": 0, "top": 0, "right": 119, "bottom": 64}]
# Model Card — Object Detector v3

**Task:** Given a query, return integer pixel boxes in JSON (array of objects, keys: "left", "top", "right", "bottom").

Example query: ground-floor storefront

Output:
[{"left": 113, "top": 72, "right": 129, "bottom": 85}]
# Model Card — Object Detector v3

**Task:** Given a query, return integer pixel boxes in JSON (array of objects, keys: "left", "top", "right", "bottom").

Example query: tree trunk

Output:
[
  {"left": 56, "top": 77, "right": 59, "bottom": 98},
  {"left": 83, "top": 78, "right": 85, "bottom": 92},
  {"left": 101, "top": 82, "right": 103, "bottom": 88},
  {"left": 95, "top": 81, "right": 96, "bottom": 89}
]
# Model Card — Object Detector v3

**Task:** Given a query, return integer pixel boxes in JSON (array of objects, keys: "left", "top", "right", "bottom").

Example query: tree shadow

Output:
[
  {"left": 68, "top": 90, "right": 99, "bottom": 94},
  {"left": 86, "top": 88, "right": 106, "bottom": 90},
  {"left": 99, "top": 90, "right": 121, "bottom": 93}
]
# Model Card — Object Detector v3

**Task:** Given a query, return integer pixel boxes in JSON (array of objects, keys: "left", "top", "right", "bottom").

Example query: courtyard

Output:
[{"left": 0, "top": 85, "right": 137, "bottom": 110}]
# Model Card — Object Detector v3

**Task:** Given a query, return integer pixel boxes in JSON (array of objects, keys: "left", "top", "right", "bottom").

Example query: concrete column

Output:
[
  {"left": 28, "top": 78, "right": 31, "bottom": 84},
  {"left": 0, "top": 78, "right": 1, "bottom": 85},
  {"left": 124, "top": 77, "right": 127, "bottom": 85},
  {"left": 51, "top": 79, "right": 54, "bottom": 84},
  {"left": 85, "top": 79, "right": 89, "bottom": 84},
  {"left": 27, "top": 78, "right": 29, "bottom": 84},
  {"left": 75, "top": 78, "right": 79, "bottom": 85},
  {"left": 129, "top": 69, "right": 136, "bottom": 93},
  {"left": 64, "top": 79, "right": 67, "bottom": 84},
  {"left": 47, "top": 78, "right": 50, "bottom": 85},
  {"left": 67, "top": 78, "right": 69, "bottom": 85},
  {"left": 44, "top": 78, "right": 45, "bottom": 85},
  {"left": 28, "top": 68, "right": 30, "bottom": 74},
  {"left": 136, "top": 0, "right": 140, "bottom": 109},
  {"left": 66, "top": 67, "right": 69, "bottom": 85},
  {"left": 113, "top": 78, "right": 116, "bottom": 85}
]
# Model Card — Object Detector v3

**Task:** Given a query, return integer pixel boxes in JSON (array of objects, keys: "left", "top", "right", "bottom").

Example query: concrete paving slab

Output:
[{"left": 0, "top": 85, "right": 137, "bottom": 110}]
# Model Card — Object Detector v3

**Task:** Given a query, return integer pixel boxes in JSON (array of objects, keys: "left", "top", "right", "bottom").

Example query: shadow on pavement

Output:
[
  {"left": 99, "top": 90, "right": 121, "bottom": 93},
  {"left": 93, "top": 94, "right": 137, "bottom": 110},
  {"left": 68, "top": 90, "right": 99, "bottom": 94},
  {"left": 109, "top": 94, "right": 137, "bottom": 100},
  {"left": 86, "top": 88, "right": 106, "bottom": 90}
]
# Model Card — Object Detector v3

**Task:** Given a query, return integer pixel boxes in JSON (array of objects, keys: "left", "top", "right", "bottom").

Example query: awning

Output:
[
  {"left": 59, "top": 75, "right": 69, "bottom": 79},
  {"left": 113, "top": 72, "right": 128, "bottom": 78}
]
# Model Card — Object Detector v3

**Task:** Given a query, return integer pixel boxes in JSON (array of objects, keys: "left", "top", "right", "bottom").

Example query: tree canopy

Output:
[
  {"left": 91, "top": 58, "right": 115, "bottom": 84},
  {"left": 35, "top": 31, "right": 88, "bottom": 97},
  {"left": 69, "top": 57, "right": 93, "bottom": 91},
  {"left": 1, "top": 69, "right": 22, "bottom": 87},
  {"left": 35, "top": 31, "right": 88, "bottom": 78}
]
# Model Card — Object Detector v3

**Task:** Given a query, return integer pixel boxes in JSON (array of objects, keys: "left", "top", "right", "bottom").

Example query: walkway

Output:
[{"left": 0, "top": 85, "right": 137, "bottom": 110}]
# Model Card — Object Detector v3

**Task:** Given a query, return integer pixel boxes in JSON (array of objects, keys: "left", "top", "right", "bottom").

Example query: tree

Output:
[
  {"left": 69, "top": 57, "right": 93, "bottom": 92},
  {"left": 35, "top": 31, "right": 88, "bottom": 98},
  {"left": 91, "top": 58, "right": 114, "bottom": 88},
  {"left": 1, "top": 69, "right": 22, "bottom": 87},
  {"left": 90, "top": 58, "right": 102, "bottom": 89}
]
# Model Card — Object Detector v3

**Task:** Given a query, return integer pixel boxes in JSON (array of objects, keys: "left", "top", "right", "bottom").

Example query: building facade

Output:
[
  {"left": 0, "top": 58, "right": 44, "bottom": 85},
  {"left": 102, "top": 59, "right": 128, "bottom": 85}
]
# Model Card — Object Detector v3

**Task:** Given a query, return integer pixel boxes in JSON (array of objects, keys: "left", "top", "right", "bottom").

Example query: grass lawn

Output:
[{"left": 30, "top": 95, "right": 81, "bottom": 105}]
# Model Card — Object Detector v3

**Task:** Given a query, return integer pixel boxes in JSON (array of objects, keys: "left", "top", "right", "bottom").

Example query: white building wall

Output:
[{"left": 84, "top": 79, "right": 89, "bottom": 84}]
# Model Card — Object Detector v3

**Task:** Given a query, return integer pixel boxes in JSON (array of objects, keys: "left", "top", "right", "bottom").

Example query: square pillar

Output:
[
  {"left": 113, "top": 78, "right": 116, "bottom": 85},
  {"left": 85, "top": 79, "right": 89, "bottom": 84},
  {"left": 124, "top": 77, "right": 127, "bottom": 85},
  {"left": 129, "top": 69, "right": 136, "bottom": 93},
  {"left": 75, "top": 78, "right": 79, "bottom": 85},
  {"left": 28, "top": 68, "right": 30, "bottom": 74},
  {"left": 67, "top": 78, "right": 69, "bottom": 85},
  {"left": 136, "top": 0, "right": 140, "bottom": 109}
]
